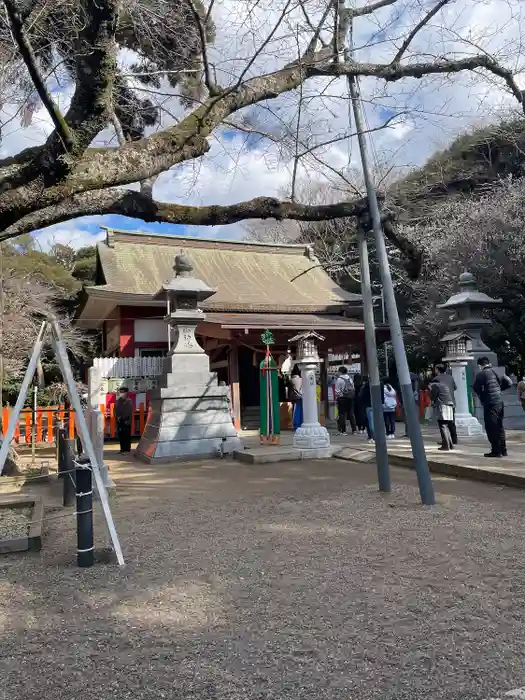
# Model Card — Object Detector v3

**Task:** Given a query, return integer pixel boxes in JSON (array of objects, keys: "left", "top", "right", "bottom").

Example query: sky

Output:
[{"left": 1, "top": 0, "right": 524, "bottom": 251}]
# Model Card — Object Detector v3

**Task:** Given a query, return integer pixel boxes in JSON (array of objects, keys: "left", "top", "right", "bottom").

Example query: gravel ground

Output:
[
  {"left": 0, "top": 507, "right": 30, "bottom": 539},
  {"left": 1, "top": 459, "right": 525, "bottom": 700}
]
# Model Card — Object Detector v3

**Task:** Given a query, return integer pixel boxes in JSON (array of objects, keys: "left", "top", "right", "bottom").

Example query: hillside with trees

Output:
[
  {"left": 246, "top": 117, "right": 525, "bottom": 373},
  {"left": 0, "top": 240, "right": 97, "bottom": 406}
]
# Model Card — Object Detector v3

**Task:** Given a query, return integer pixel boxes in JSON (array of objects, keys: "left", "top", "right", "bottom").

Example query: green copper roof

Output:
[{"left": 94, "top": 230, "right": 360, "bottom": 313}]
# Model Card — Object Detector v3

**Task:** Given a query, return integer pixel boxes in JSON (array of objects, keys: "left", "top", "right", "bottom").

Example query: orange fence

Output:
[{"left": 1, "top": 404, "right": 148, "bottom": 444}]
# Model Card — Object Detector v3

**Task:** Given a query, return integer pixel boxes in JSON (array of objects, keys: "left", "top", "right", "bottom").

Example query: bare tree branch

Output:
[
  {"left": 0, "top": 189, "right": 373, "bottom": 240},
  {"left": 392, "top": 0, "right": 455, "bottom": 64},
  {"left": 185, "top": 0, "right": 218, "bottom": 95},
  {"left": 348, "top": 0, "right": 401, "bottom": 19},
  {"left": 2, "top": 0, "right": 73, "bottom": 149}
]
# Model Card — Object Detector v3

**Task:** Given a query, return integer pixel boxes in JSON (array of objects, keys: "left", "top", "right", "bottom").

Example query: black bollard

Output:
[
  {"left": 75, "top": 458, "right": 94, "bottom": 568},
  {"left": 62, "top": 438, "right": 76, "bottom": 507}
]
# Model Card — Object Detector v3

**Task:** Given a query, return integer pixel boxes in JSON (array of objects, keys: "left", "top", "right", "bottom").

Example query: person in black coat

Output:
[{"left": 473, "top": 357, "right": 512, "bottom": 458}]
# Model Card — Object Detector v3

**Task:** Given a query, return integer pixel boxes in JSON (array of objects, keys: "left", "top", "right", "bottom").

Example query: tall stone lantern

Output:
[
  {"left": 135, "top": 253, "right": 242, "bottom": 463},
  {"left": 438, "top": 271, "right": 502, "bottom": 437},
  {"left": 289, "top": 331, "right": 331, "bottom": 451},
  {"left": 438, "top": 271, "right": 502, "bottom": 365}
]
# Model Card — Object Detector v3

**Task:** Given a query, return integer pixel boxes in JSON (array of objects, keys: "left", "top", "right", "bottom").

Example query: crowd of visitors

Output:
[{"left": 329, "top": 357, "right": 515, "bottom": 459}]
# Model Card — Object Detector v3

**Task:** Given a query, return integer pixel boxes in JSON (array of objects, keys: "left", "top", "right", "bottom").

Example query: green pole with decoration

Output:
[{"left": 259, "top": 330, "right": 280, "bottom": 444}]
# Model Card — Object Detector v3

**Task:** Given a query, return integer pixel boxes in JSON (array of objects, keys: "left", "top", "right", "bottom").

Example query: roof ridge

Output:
[{"left": 100, "top": 227, "right": 310, "bottom": 252}]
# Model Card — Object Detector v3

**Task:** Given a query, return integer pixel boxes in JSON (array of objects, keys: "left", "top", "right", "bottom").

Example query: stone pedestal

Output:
[
  {"left": 135, "top": 253, "right": 242, "bottom": 463},
  {"left": 293, "top": 361, "right": 330, "bottom": 450},
  {"left": 91, "top": 408, "right": 115, "bottom": 497},
  {"left": 450, "top": 361, "right": 483, "bottom": 437}
]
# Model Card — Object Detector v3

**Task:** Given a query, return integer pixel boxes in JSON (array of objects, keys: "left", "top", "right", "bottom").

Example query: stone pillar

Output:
[
  {"left": 87, "top": 366, "right": 114, "bottom": 494},
  {"left": 449, "top": 360, "right": 483, "bottom": 437},
  {"left": 290, "top": 331, "right": 330, "bottom": 452},
  {"left": 293, "top": 361, "right": 330, "bottom": 449}
]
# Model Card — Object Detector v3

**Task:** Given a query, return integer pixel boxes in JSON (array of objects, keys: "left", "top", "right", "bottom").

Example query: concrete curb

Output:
[{"left": 335, "top": 450, "right": 525, "bottom": 489}]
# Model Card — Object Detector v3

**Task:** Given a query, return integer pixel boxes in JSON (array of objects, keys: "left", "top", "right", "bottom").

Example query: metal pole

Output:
[
  {"left": 49, "top": 316, "right": 124, "bottom": 565},
  {"left": 357, "top": 228, "right": 390, "bottom": 492},
  {"left": 348, "top": 75, "right": 435, "bottom": 506},
  {"left": 381, "top": 288, "right": 389, "bottom": 376},
  {"left": 0, "top": 321, "right": 48, "bottom": 476},
  {"left": 75, "top": 460, "right": 94, "bottom": 567},
  {"left": 167, "top": 298, "right": 171, "bottom": 352}
]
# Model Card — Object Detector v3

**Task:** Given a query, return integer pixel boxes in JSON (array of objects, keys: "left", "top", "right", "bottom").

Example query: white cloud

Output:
[{"left": 33, "top": 218, "right": 107, "bottom": 251}]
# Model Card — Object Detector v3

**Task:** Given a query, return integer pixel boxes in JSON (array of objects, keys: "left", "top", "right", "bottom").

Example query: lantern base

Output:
[
  {"left": 293, "top": 423, "right": 330, "bottom": 450},
  {"left": 454, "top": 412, "right": 484, "bottom": 437}
]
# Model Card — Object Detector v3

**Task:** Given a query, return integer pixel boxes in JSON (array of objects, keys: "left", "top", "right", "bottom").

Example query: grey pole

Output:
[
  {"left": 0, "top": 321, "right": 48, "bottom": 476},
  {"left": 348, "top": 76, "right": 435, "bottom": 506},
  {"left": 381, "top": 288, "right": 389, "bottom": 376},
  {"left": 357, "top": 228, "right": 390, "bottom": 492}
]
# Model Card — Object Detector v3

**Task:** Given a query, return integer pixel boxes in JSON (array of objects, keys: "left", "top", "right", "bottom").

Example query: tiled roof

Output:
[{"left": 94, "top": 229, "right": 360, "bottom": 314}]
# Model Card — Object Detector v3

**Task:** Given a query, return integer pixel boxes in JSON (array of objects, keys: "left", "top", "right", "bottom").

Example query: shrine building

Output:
[{"left": 76, "top": 228, "right": 386, "bottom": 429}]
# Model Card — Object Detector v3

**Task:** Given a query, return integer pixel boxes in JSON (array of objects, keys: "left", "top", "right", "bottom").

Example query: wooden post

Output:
[
  {"left": 46, "top": 410, "right": 53, "bottom": 442},
  {"left": 139, "top": 403, "right": 145, "bottom": 434},
  {"left": 69, "top": 411, "right": 75, "bottom": 440},
  {"left": 99, "top": 404, "right": 106, "bottom": 436},
  {"left": 1, "top": 407, "right": 7, "bottom": 435},
  {"left": 24, "top": 411, "right": 31, "bottom": 443},
  {"left": 229, "top": 345, "right": 241, "bottom": 431},
  {"left": 36, "top": 409, "right": 43, "bottom": 444}
]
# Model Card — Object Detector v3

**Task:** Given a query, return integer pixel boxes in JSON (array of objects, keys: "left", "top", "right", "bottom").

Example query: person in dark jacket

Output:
[
  {"left": 358, "top": 378, "right": 374, "bottom": 441},
  {"left": 429, "top": 374, "right": 455, "bottom": 451},
  {"left": 434, "top": 364, "right": 458, "bottom": 445},
  {"left": 353, "top": 373, "right": 366, "bottom": 433},
  {"left": 115, "top": 386, "right": 134, "bottom": 454},
  {"left": 472, "top": 357, "right": 512, "bottom": 458}
]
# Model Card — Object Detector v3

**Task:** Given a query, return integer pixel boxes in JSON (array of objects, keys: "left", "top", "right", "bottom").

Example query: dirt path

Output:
[{"left": 1, "top": 457, "right": 525, "bottom": 700}]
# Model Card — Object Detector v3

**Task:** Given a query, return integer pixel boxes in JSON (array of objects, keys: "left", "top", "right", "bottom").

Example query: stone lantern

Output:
[
  {"left": 440, "top": 330, "right": 483, "bottom": 436},
  {"left": 438, "top": 271, "right": 502, "bottom": 437},
  {"left": 438, "top": 271, "right": 502, "bottom": 365},
  {"left": 135, "top": 253, "right": 242, "bottom": 462},
  {"left": 289, "top": 330, "right": 330, "bottom": 451}
]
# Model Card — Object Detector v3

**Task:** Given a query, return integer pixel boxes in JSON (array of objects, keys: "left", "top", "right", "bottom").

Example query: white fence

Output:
[{"left": 93, "top": 356, "right": 164, "bottom": 379}]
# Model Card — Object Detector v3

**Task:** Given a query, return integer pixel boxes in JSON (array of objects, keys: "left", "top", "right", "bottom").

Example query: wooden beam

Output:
[
  {"left": 197, "top": 321, "right": 232, "bottom": 340},
  {"left": 228, "top": 345, "right": 241, "bottom": 431}
]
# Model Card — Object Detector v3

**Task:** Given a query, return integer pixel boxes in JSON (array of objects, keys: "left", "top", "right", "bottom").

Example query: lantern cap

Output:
[
  {"left": 437, "top": 270, "right": 502, "bottom": 309},
  {"left": 153, "top": 252, "right": 217, "bottom": 301},
  {"left": 440, "top": 330, "right": 471, "bottom": 343},
  {"left": 288, "top": 329, "right": 325, "bottom": 343}
]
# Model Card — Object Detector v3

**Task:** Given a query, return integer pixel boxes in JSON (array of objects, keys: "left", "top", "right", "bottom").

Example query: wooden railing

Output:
[{"left": 1, "top": 404, "right": 149, "bottom": 444}]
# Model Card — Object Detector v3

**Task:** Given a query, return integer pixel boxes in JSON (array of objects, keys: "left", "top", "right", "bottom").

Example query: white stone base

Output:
[
  {"left": 94, "top": 464, "right": 115, "bottom": 501},
  {"left": 455, "top": 412, "right": 484, "bottom": 437},
  {"left": 293, "top": 423, "right": 331, "bottom": 450}
]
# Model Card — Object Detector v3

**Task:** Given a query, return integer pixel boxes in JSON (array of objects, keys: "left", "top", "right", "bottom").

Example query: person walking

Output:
[
  {"left": 353, "top": 373, "right": 366, "bottom": 433},
  {"left": 335, "top": 366, "right": 356, "bottom": 435},
  {"left": 434, "top": 364, "right": 458, "bottom": 445},
  {"left": 473, "top": 357, "right": 512, "bottom": 458},
  {"left": 517, "top": 375, "right": 525, "bottom": 412},
  {"left": 382, "top": 379, "right": 397, "bottom": 439},
  {"left": 115, "top": 386, "right": 133, "bottom": 454},
  {"left": 358, "top": 377, "right": 376, "bottom": 443},
  {"left": 289, "top": 365, "right": 303, "bottom": 431},
  {"left": 429, "top": 371, "right": 455, "bottom": 451}
]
